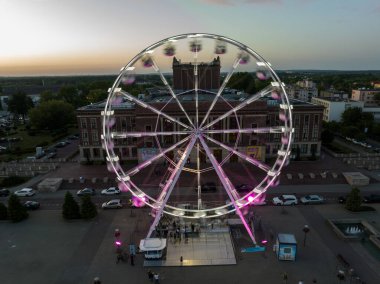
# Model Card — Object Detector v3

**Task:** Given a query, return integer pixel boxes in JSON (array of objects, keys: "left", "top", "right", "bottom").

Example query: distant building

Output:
[
  {"left": 319, "top": 88, "right": 348, "bottom": 100},
  {"left": 351, "top": 89, "right": 380, "bottom": 107},
  {"left": 286, "top": 80, "right": 318, "bottom": 102},
  {"left": 311, "top": 97, "right": 364, "bottom": 122}
]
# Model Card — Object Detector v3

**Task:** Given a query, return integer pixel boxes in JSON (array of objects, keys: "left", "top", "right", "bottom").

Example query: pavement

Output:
[{"left": 1, "top": 202, "right": 380, "bottom": 284}]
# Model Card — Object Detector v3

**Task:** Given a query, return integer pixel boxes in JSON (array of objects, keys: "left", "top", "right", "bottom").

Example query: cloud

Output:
[{"left": 200, "top": 0, "right": 282, "bottom": 5}]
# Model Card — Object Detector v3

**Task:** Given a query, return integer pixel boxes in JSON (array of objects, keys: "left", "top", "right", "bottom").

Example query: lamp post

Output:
[{"left": 303, "top": 225, "right": 310, "bottom": 247}]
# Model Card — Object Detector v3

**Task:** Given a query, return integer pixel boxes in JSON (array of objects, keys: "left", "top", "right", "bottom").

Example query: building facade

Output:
[
  {"left": 311, "top": 97, "right": 364, "bottom": 122},
  {"left": 286, "top": 80, "right": 318, "bottom": 102},
  {"left": 77, "top": 96, "right": 323, "bottom": 163},
  {"left": 351, "top": 89, "right": 380, "bottom": 107},
  {"left": 77, "top": 61, "right": 322, "bottom": 163}
]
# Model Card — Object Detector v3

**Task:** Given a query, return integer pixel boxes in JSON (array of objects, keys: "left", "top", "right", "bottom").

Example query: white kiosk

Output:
[{"left": 139, "top": 238, "right": 167, "bottom": 259}]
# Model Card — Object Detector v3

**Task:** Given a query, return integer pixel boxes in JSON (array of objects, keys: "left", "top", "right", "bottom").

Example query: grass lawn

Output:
[
  {"left": 325, "top": 141, "right": 355, "bottom": 154},
  {"left": 1, "top": 126, "right": 78, "bottom": 161}
]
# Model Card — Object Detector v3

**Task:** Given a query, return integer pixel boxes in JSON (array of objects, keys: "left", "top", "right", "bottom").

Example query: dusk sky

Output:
[{"left": 1, "top": 0, "right": 380, "bottom": 76}]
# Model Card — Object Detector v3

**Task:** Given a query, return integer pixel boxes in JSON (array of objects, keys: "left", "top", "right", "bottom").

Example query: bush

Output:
[
  {"left": 0, "top": 203, "right": 8, "bottom": 220},
  {"left": 345, "top": 187, "right": 362, "bottom": 212},
  {"left": 0, "top": 176, "right": 29, "bottom": 187},
  {"left": 80, "top": 195, "right": 97, "bottom": 219},
  {"left": 8, "top": 194, "right": 28, "bottom": 222},
  {"left": 62, "top": 191, "right": 81, "bottom": 220}
]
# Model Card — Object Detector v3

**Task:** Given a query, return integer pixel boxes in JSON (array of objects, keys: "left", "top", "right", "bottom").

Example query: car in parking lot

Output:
[
  {"left": 300, "top": 194, "right": 324, "bottom": 205},
  {"left": 102, "top": 199, "right": 123, "bottom": 209},
  {"left": 0, "top": 188, "right": 10, "bottom": 197},
  {"left": 14, "top": 188, "right": 36, "bottom": 197},
  {"left": 101, "top": 187, "right": 120, "bottom": 195},
  {"left": 272, "top": 194, "right": 298, "bottom": 205},
  {"left": 363, "top": 194, "right": 380, "bottom": 203},
  {"left": 195, "top": 182, "right": 217, "bottom": 192},
  {"left": 23, "top": 200, "right": 40, "bottom": 210},
  {"left": 77, "top": 188, "right": 95, "bottom": 196}
]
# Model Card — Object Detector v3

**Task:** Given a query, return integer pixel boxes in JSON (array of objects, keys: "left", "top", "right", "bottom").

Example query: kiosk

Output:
[
  {"left": 139, "top": 238, "right": 167, "bottom": 259},
  {"left": 275, "top": 233, "right": 297, "bottom": 261}
]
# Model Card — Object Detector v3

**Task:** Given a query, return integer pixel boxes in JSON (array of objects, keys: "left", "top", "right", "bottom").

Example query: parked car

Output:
[
  {"left": 23, "top": 200, "right": 40, "bottom": 210},
  {"left": 300, "top": 195, "right": 324, "bottom": 205},
  {"left": 195, "top": 182, "right": 217, "bottom": 192},
  {"left": 14, "top": 188, "right": 36, "bottom": 197},
  {"left": 363, "top": 194, "right": 380, "bottom": 203},
  {"left": 338, "top": 195, "right": 347, "bottom": 204},
  {"left": 77, "top": 188, "right": 95, "bottom": 196},
  {"left": 272, "top": 194, "right": 298, "bottom": 205},
  {"left": 0, "top": 188, "right": 10, "bottom": 197},
  {"left": 102, "top": 199, "right": 123, "bottom": 209},
  {"left": 101, "top": 187, "right": 120, "bottom": 195}
]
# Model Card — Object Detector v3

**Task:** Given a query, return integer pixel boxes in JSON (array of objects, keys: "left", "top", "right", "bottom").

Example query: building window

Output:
[
  {"left": 146, "top": 125, "right": 152, "bottom": 132},
  {"left": 301, "top": 144, "right": 308, "bottom": 154},
  {"left": 131, "top": 147, "right": 137, "bottom": 157},
  {"left": 92, "top": 131, "right": 99, "bottom": 145},
  {"left": 90, "top": 118, "right": 97, "bottom": 129},
  {"left": 80, "top": 118, "right": 87, "bottom": 129},
  {"left": 314, "top": 115, "right": 319, "bottom": 125}
]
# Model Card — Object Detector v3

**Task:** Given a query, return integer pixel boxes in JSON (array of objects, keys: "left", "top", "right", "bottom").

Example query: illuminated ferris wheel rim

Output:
[{"left": 102, "top": 33, "right": 294, "bottom": 220}]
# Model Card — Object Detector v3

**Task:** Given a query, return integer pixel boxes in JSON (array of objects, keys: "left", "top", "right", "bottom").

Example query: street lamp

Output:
[{"left": 303, "top": 225, "right": 310, "bottom": 247}]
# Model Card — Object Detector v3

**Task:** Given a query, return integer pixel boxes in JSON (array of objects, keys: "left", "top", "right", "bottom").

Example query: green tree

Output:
[
  {"left": 341, "top": 107, "right": 362, "bottom": 126},
  {"left": 80, "top": 195, "right": 97, "bottom": 219},
  {"left": 374, "top": 93, "right": 380, "bottom": 104},
  {"left": 29, "top": 100, "right": 75, "bottom": 130},
  {"left": 86, "top": 89, "right": 107, "bottom": 103},
  {"left": 321, "top": 129, "right": 334, "bottom": 145},
  {"left": 62, "top": 191, "right": 81, "bottom": 220},
  {"left": 39, "top": 90, "right": 59, "bottom": 103},
  {"left": 0, "top": 202, "right": 8, "bottom": 220},
  {"left": 345, "top": 187, "right": 362, "bottom": 212},
  {"left": 7, "top": 91, "right": 34, "bottom": 123},
  {"left": 59, "top": 85, "right": 85, "bottom": 108},
  {"left": 8, "top": 194, "right": 28, "bottom": 222}
]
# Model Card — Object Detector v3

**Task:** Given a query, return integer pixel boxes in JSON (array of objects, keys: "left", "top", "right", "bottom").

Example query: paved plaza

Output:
[{"left": 1, "top": 201, "right": 380, "bottom": 284}]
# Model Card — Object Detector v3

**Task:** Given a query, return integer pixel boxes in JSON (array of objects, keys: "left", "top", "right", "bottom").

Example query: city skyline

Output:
[{"left": 1, "top": 0, "right": 380, "bottom": 76}]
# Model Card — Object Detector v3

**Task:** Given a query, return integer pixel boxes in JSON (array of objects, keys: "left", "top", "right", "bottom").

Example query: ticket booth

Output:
[{"left": 275, "top": 233, "right": 297, "bottom": 261}]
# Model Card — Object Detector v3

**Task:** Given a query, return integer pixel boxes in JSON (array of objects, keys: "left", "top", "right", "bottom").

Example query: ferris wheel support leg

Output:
[
  {"left": 198, "top": 135, "right": 257, "bottom": 245},
  {"left": 146, "top": 135, "right": 197, "bottom": 238}
]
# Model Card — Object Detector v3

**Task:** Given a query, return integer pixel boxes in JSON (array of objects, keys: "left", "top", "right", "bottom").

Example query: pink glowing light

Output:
[
  {"left": 271, "top": 91, "right": 280, "bottom": 100},
  {"left": 115, "top": 241, "right": 122, "bottom": 246},
  {"left": 121, "top": 75, "right": 135, "bottom": 85},
  {"left": 261, "top": 240, "right": 268, "bottom": 244},
  {"left": 248, "top": 196, "right": 254, "bottom": 203}
]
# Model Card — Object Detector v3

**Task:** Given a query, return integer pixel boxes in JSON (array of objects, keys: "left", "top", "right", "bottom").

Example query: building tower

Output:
[{"left": 172, "top": 56, "right": 221, "bottom": 90}]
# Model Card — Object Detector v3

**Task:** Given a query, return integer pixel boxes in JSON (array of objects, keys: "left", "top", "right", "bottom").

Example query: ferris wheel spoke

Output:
[
  {"left": 200, "top": 56, "right": 241, "bottom": 128},
  {"left": 118, "top": 90, "right": 191, "bottom": 130},
  {"left": 201, "top": 85, "right": 274, "bottom": 131},
  {"left": 204, "top": 134, "right": 270, "bottom": 172},
  {"left": 196, "top": 142, "right": 201, "bottom": 209},
  {"left": 151, "top": 59, "right": 195, "bottom": 128},
  {"left": 198, "top": 135, "right": 257, "bottom": 244},
  {"left": 203, "top": 126, "right": 286, "bottom": 135},
  {"left": 125, "top": 135, "right": 193, "bottom": 178},
  {"left": 111, "top": 130, "right": 191, "bottom": 138},
  {"left": 147, "top": 135, "right": 197, "bottom": 238},
  {"left": 194, "top": 50, "right": 199, "bottom": 128}
]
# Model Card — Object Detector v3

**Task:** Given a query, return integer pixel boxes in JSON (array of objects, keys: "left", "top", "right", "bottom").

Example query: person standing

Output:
[
  {"left": 148, "top": 270, "right": 154, "bottom": 282},
  {"left": 154, "top": 273, "right": 160, "bottom": 284}
]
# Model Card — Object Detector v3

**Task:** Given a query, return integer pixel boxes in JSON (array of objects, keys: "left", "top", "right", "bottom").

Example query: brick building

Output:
[{"left": 77, "top": 94, "right": 323, "bottom": 163}]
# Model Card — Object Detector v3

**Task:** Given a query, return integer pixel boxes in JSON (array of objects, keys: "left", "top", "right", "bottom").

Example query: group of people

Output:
[{"left": 147, "top": 270, "right": 160, "bottom": 283}]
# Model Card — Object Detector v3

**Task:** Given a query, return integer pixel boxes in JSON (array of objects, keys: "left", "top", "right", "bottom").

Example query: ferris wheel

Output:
[{"left": 102, "top": 33, "right": 293, "bottom": 245}]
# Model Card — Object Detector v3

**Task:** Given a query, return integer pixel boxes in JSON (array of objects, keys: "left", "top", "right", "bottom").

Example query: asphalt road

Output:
[{"left": 2, "top": 183, "right": 379, "bottom": 210}]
